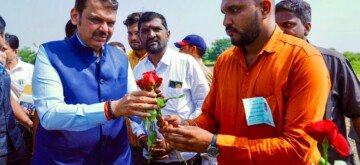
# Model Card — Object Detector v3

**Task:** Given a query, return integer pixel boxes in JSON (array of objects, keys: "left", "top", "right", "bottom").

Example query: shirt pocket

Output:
[
  {"left": 265, "top": 94, "right": 279, "bottom": 127},
  {"left": 164, "top": 87, "right": 186, "bottom": 112},
  {"left": 248, "top": 94, "right": 280, "bottom": 137}
]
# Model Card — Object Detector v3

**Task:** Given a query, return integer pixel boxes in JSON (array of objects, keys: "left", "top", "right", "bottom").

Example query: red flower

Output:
[
  {"left": 304, "top": 120, "right": 350, "bottom": 157},
  {"left": 136, "top": 71, "right": 163, "bottom": 91}
]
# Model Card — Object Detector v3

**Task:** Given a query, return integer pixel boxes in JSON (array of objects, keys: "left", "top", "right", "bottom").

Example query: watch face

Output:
[{"left": 207, "top": 146, "right": 219, "bottom": 157}]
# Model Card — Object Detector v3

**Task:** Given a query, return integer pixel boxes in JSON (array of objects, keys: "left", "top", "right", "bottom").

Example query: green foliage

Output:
[
  {"left": 203, "top": 38, "right": 232, "bottom": 62},
  {"left": 203, "top": 60, "right": 216, "bottom": 66},
  {"left": 343, "top": 51, "right": 360, "bottom": 77},
  {"left": 18, "top": 47, "right": 36, "bottom": 64}
]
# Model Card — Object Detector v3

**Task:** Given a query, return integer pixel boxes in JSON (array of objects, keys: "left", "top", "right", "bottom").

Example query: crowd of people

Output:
[{"left": 0, "top": 0, "right": 359, "bottom": 165}]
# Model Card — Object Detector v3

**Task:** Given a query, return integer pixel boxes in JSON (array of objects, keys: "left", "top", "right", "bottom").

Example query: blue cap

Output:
[{"left": 174, "top": 34, "right": 207, "bottom": 52}]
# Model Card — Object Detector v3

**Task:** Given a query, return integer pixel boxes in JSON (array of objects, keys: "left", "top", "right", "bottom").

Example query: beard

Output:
[
  {"left": 226, "top": 12, "right": 261, "bottom": 47},
  {"left": 130, "top": 42, "right": 144, "bottom": 51},
  {"left": 144, "top": 39, "right": 167, "bottom": 54}
]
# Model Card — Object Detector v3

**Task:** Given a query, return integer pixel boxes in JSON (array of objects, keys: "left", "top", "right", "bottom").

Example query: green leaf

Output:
[
  {"left": 147, "top": 130, "right": 157, "bottom": 151},
  {"left": 142, "top": 117, "right": 148, "bottom": 130},
  {"left": 148, "top": 109, "right": 157, "bottom": 122},
  {"left": 157, "top": 97, "right": 166, "bottom": 109}
]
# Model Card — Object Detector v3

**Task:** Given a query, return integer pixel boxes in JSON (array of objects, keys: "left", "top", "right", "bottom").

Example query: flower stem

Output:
[
  {"left": 165, "top": 94, "right": 185, "bottom": 101},
  {"left": 322, "top": 137, "right": 329, "bottom": 165}
]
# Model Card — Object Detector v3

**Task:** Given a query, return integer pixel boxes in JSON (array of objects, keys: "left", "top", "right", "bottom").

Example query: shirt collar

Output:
[
  {"left": 259, "top": 25, "right": 282, "bottom": 55},
  {"left": 160, "top": 47, "right": 171, "bottom": 66},
  {"left": 75, "top": 33, "right": 87, "bottom": 47},
  {"left": 12, "top": 58, "right": 22, "bottom": 70},
  {"left": 144, "top": 47, "right": 171, "bottom": 67},
  {"left": 7, "top": 58, "right": 23, "bottom": 72},
  {"left": 74, "top": 33, "right": 105, "bottom": 57}
]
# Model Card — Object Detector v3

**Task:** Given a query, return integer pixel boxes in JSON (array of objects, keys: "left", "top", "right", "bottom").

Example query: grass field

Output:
[{"left": 344, "top": 52, "right": 360, "bottom": 78}]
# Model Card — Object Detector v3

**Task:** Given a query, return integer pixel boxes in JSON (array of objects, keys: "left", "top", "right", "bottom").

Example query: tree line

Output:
[{"left": 18, "top": 39, "right": 360, "bottom": 78}]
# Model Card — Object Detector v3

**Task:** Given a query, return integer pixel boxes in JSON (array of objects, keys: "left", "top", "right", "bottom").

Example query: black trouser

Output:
[
  {"left": 18, "top": 124, "right": 33, "bottom": 155},
  {"left": 131, "top": 146, "right": 147, "bottom": 165},
  {"left": 0, "top": 143, "right": 31, "bottom": 165}
]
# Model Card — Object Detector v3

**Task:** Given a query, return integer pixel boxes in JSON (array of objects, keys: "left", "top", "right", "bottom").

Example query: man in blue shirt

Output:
[
  {"left": 0, "top": 15, "right": 31, "bottom": 165},
  {"left": 31, "top": 0, "right": 159, "bottom": 164}
]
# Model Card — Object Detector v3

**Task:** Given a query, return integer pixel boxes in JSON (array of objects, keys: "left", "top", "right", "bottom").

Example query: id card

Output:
[
  {"left": 242, "top": 97, "right": 275, "bottom": 127},
  {"left": 169, "top": 80, "right": 182, "bottom": 89}
]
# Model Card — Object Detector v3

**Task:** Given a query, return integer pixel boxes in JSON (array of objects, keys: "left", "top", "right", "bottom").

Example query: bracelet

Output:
[
  {"left": 107, "top": 100, "right": 117, "bottom": 120},
  {"left": 104, "top": 101, "right": 111, "bottom": 120}
]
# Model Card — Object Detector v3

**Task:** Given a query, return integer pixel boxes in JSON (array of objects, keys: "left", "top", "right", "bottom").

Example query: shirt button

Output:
[
  {"left": 246, "top": 72, "right": 250, "bottom": 75},
  {"left": 99, "top": 79, "right": 104, "bottom": 84}
]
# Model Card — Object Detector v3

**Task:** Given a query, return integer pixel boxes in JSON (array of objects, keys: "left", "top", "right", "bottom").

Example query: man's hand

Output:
[
  {"left": 138, "top": 135, "right": 171, "bottom": 160},
  {"left": 150, "top": 139, "right": 172, "bottom": 159},
  {"left": 162, "top": 125, "right": 213, "bottom": 153},
  {"left": 157, "top": 115, "right": 183, "bottom": 133},
  {"left": 111, "top": 91, "right": 158, "bottom": 118},
  {"left": 22, "top": 107, "right": 30, "bottom": 116}
]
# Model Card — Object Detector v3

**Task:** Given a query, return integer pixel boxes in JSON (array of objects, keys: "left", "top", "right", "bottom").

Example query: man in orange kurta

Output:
[{"left": 158, "top": 0, "right": 330, "bottom": 164}]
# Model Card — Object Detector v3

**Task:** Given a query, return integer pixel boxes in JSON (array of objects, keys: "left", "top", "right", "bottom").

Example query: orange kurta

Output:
[{"left": 195, "top": 26, "right": 330, "bottom": 164}]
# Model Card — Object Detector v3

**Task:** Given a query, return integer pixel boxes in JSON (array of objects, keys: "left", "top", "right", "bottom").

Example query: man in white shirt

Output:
[
  {"left": 3, "top": 33, "right": 34, "bottom": 158},
  {"left": 3, "top": 33, "right": 33, "bottom": 98},
  {"left": 131, "top": 11, "right": 209, "bottom": 164}
]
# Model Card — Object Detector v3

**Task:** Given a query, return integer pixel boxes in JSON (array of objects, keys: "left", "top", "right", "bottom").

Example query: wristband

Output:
[
  {"left": 104, "top": 101, "right": 111, "bottom": 120},
  {"left": 107, "top": 100, "right": 116, "bottom": 120}
]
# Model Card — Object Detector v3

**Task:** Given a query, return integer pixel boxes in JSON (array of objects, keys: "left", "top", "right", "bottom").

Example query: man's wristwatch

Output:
[{"left": 207, "top": 134, "right": 219, "bottom": 157}]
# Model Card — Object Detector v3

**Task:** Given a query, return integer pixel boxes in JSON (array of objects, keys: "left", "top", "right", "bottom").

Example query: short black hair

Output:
[
  {"left": 275, "top": 0, "right": 311, "bottom": 25},
  {"left": 5, "top": 33, "right": 19, "bottom": 50},
  {"left": 75, "top": 0, "right": 118, "bottom": 15},
  {"left": 138, "top": 12, "right": 168, "bottom": 30},
  {"left": 123, "top": 12, "right": 142, "bottom": 27},
  {"left": 0, "top": 16, "right": 6, "bottom": 35},
  {"left": 65, "top": 20, "right": 77, "bottom": 39}
]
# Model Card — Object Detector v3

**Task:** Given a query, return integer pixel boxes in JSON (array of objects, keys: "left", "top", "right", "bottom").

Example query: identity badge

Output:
[
  {"left": 242, "top": 97, "right": 275, "bottom": 127},
  {"left": 169, "top": 80, "right": 182, "bottom": 89}
]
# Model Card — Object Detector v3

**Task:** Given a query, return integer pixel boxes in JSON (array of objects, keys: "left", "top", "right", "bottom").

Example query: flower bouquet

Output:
[{"left": 304, "top": 120, "right": 350, "bottom": 165}]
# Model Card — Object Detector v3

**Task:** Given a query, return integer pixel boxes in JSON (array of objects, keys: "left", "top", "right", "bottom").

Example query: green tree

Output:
[
  {"left": 18, "top": 47, "right": 36, "bottom": 64},
  {"left": 343, "top": 51, "right": 360, "bottom": 77},
  {"left": 203, "top": 38, "right": 232, "bottom": 63}
]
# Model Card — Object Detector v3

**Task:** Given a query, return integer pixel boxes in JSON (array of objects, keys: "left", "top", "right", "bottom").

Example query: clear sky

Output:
[{"left": 1, "top": 0, "right": 359, "bottom": 53}]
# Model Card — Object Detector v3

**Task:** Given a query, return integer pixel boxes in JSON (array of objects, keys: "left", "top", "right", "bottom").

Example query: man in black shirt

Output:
[{"left": 275, "top": 0, "right": 360, "bottom": 164}]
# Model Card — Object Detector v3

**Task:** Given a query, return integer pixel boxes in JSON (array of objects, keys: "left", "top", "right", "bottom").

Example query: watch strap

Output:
[{"left": 211, "top": 134, "right": 217, "bottom": 147}]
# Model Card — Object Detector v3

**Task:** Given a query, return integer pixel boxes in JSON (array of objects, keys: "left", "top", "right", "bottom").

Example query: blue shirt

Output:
[{"left": 32, "top": 34, "right": 137, "bottom": 131}]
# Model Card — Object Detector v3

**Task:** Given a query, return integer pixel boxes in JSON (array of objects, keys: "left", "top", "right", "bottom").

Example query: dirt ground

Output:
[{"left": 347, "top": 118, "right": 359, "bottom": 164}]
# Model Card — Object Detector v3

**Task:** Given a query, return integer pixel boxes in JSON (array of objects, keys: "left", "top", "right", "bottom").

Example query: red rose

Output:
[
  {"left": 304, "top": 120, "right": 350, "bottom": 157},
  {"left": 136, "top": 71, "right": 163, "bottom": 91}
]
